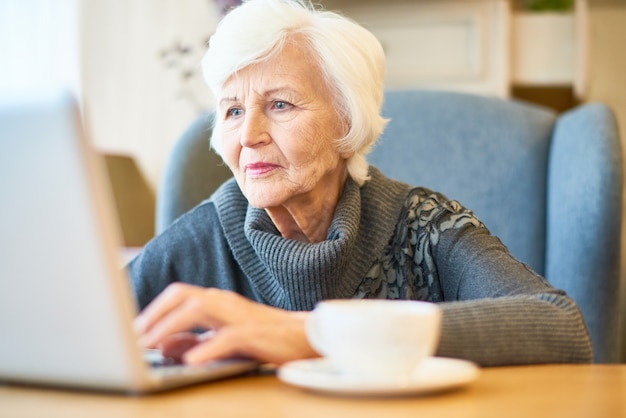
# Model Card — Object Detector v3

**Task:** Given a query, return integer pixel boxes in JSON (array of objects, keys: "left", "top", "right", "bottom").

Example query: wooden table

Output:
[{"left": 1, "top": 364, "right": 624, "bottom": 418}]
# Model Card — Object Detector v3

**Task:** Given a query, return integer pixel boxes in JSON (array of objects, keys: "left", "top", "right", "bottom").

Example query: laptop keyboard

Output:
[
  {"left": 144, "top": 349, "right": 182, "bottom": 368},
  {"left": 143, "top": 348, "right": 260, "bottom": 379}
]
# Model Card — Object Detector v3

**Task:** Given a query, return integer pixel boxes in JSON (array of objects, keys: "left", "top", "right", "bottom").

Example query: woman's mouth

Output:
[{"left": 245, "top": 162, "right": 279, "bottom": 177}]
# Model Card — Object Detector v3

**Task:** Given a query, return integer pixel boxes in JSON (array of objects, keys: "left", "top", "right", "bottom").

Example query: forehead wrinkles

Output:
[{"left": 221, "top": 41, "right": 328, "bottom": 102}]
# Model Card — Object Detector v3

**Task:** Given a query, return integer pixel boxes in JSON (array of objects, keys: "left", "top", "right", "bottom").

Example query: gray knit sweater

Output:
[{"left": 130, "top": 167, "right": 593, "bottom": 366}]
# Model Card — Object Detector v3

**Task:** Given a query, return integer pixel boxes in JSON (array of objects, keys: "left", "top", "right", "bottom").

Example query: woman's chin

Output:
[
  {"left": 243, "top": 192, "right": 288, "bottom": 210},
  {"left": 240, "top": 182, "right": 295, "bottom": 209}
]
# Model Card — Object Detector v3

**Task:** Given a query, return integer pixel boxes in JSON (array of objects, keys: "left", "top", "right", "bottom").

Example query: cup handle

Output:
[{"left": 305, "top": 310, "right": 327, "bottom": 356}]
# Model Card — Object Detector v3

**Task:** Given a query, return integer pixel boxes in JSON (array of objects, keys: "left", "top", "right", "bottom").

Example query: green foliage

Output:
[{"left": 525, "top": 0, "right": 574, "bottom": 11}]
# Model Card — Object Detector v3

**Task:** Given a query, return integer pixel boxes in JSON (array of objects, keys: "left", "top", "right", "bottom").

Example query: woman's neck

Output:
[{"left": 265, "top": 170, "right": 348, "bottom": 243}]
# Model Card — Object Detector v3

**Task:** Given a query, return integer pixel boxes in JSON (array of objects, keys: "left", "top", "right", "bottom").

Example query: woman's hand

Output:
[{"left": 134, "top": 283, "right": 318, "bottom": 365}]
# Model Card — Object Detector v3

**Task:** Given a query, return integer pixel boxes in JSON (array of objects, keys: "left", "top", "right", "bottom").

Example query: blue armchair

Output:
[{"left": 156, "top": 90, "right": 623, "bottom": 363}]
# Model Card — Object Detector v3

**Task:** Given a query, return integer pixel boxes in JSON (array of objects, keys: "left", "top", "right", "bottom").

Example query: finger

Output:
[
  {"left": 183, "top": 327, "right": 247, "bottom": 365},
  {"left": 183, "top": 319, "right": 316, "bottom": 366},
  {"left": 157, "top": 288, "right": 261, "bottom": 331},
  {"left": 134, "top": 283, "right": 190, "bottom": 334},
  {"left": 187, "top": 288, "right": 257, "bottom": 326},
  {"left": 158, "top": 332, "right": 201, "bottom": 361},
  {"left": 139, "top": 296, "right": 217, "bottom": 348},
  {"left": 158, "top": 330, "right": 216, "bottom": 360},
  {"left": 134, "top": 283, "right": 199, "bottom": 334}
]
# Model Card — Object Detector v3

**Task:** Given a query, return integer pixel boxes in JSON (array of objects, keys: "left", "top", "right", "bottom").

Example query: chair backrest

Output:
[
  {"left": 155, "top": 114, "right": 232, "bottom": 234},
  {"left": 370, "top": 90, "right": 623, "bottom": 363},
  {"left": 157, "top": 89, "right": 623, "bottom": 363},
  {"left": 371, "top": 90, "right": 556, "bottom": 276}
]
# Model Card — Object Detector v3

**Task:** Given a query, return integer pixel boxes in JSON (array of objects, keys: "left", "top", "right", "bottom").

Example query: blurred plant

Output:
[
  {"left": 213, "top": 0, "right": 243, "bottom": 15},
  {"left": 158, "top": 0, "right": 242, "bottom": 112},
  {"left": 158, "top": 38, "right": 209, "bottom": 112},
  {"left": 523, "top": 0, "right": 574, "bottom": 11}
]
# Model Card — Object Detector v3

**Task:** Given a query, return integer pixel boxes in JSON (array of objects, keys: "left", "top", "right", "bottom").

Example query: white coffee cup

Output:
[{"left": 306, "top": 299, "right": 441, "bottom": 379}]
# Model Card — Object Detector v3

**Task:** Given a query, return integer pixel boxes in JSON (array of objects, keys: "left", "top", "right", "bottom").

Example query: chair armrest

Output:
[{"left": 547, "top": 103, "right": 623, "bottom": 362}]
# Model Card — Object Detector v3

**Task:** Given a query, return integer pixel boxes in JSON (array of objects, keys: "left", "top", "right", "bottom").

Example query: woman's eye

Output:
[
  {"left": 226, "top": 107, "right": 243, "bottom": 118},
  {"left": 273, "top": 100, "right": 292, "bottom": 111}
]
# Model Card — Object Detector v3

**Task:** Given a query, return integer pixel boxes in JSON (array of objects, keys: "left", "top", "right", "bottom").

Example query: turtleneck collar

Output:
[{"left": 211, "top": 166, "right": 412, "bottom": 310}]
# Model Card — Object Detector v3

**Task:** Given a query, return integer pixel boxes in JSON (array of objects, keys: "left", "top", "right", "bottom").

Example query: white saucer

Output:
[{"left": 278, "top": 357, "right": 480, "bottom": 396}]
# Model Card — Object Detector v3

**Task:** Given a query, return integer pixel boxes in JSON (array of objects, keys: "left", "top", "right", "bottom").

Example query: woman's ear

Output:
[
  {"left": 339, "top": 149, "right": 355, "bottom": 160},
  {"left": 337, "top": 116, "right": 353, "bottom": 160}
]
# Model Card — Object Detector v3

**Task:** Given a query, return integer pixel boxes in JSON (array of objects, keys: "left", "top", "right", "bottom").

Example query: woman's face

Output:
[{"left": 217, "top": 41, "right": 349, "bottom": 210}]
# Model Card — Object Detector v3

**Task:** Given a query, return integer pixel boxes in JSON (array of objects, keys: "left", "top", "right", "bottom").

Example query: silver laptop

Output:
[{"left": 0, "top": 88, "right": 257, "bottom": 393}]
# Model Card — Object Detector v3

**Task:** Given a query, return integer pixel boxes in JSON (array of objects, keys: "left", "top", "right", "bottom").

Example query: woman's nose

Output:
[{"left": 240, "top": 108, "right": 271, "bottom": 148}]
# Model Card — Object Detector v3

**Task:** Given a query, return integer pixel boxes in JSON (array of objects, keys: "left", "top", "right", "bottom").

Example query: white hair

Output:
[{"left": 202, "top": 0, "right": 387, "bottom": 186}]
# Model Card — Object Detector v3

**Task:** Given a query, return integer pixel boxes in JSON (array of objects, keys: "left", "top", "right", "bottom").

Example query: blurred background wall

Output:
[
  {"left": 76, "top": 0, "right": 625, "bottom": 190},
  {"left": 1, "top": 0, "right": 624, "bottom": 245},
  {"left": 80, "top": 0, "right": 219, "bottom": 190}
]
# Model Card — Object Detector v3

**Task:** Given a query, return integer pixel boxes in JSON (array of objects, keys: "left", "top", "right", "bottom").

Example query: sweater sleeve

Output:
[
  {"left": 128, "top": 201, "right": 260, "bottom": 311},
  {"left": 434, "top": 224, "right": 593, "bottom": 365}
]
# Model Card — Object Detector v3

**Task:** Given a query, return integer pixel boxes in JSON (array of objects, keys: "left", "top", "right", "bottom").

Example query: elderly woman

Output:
[{"left": 132, "top": 0, "right": 592, "bottom": 367}]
